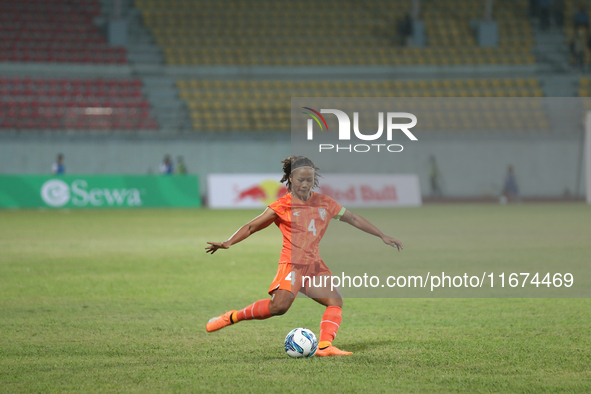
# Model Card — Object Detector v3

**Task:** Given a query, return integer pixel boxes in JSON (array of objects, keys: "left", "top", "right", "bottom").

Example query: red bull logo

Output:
[{"left": 234, "top": 180, "right": 287, "bottom": 205}]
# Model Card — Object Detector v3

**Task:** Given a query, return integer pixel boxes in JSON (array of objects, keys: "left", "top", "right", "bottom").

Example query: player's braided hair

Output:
[{"left": 280, "top": 156, "right": 320, "bottom": 192}]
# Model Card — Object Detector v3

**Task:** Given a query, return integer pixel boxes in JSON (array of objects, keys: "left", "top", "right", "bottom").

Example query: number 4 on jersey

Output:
[{"left": 308, "top": 219, "right": 317, "bottom": 236}]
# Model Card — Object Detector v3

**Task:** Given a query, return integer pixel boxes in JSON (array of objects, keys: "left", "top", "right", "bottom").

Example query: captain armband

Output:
[{"left": 333, "top": 207, "right": 347, "bottom": 220}]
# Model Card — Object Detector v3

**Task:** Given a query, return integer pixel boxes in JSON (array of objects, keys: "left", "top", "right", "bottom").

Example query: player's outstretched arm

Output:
[
  {"left": 205, "top": 208, "right": 278, "bottom": 254},
  {"left": 339, "top": 210, "right": 403, "bottom": 251}
]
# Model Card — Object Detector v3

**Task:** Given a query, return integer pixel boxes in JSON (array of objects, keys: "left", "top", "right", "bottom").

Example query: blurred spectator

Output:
[
  {"left": 396, "top": 13, "right": 413, "bottom": 46},
  {"left": 502, "top": 165, "right": 520, "bottom": 202},
  {"left": 429, "top": 155, "right": 442, "bottom": 197},
  {"left": 52, "top": 154, "right": 65, "bottom": 175},
  {"left": 539, "top": 0, "right": 551, "bottom": 30},
  {"left": 159, "top": 155, "right": 174, "bottom": 175},
  {"left": 570, "top": 27, "right": 587, "bottom": 69},
  {"left": 177, "top": 156, "right": 187, "bottom": 174},
  {"left": 574, "top": 5, "right": 590, "bottom": 29}
]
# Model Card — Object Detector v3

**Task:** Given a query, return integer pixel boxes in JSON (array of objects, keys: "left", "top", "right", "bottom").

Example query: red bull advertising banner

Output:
[
  {"left": 208, "top": 174, "right": 288, "bottom": 209},
  {"left": 207, "top": 174, "right": 421, "bottom": 209},
  {"left": 318, "top": 174, "right": 421, "bottom": 208}
]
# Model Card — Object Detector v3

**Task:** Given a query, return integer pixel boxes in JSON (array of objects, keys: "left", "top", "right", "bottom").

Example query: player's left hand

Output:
[{"left": 382, "top": 236, "right": 403, "bottom": 251}]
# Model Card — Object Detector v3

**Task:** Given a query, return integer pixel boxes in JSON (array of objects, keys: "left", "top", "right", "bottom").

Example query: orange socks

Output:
[
  {"left": 232, "top": 299, "right": 272, "bottom": 323},
  {"left": 319, "top": 306, "right": 342, "bottom": 349},
  {"left": 230, "top": 301, "right": 342, "bottom": 350}
]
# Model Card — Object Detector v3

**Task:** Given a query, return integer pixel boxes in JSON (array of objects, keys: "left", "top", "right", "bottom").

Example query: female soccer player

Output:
[{"left": 205, "top": 156, "right": 403, "bottom": 356}]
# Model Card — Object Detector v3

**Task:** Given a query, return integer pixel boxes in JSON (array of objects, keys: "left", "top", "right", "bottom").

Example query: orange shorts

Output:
[{"left": 268, "top": 260, "right": 333, "bottom": 296}]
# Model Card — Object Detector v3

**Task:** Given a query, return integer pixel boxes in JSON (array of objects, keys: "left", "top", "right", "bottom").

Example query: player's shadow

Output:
[{"left": 344, "top": 339, "right": 394, "bottom": 352}]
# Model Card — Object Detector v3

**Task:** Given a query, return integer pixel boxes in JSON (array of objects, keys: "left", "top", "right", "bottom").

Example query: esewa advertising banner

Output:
[
  {"left": 207, "top": 173, "right": 421, "bottom": 209},
  {"left": 0, "top": 175, "right": 201, "bottom": 208}
]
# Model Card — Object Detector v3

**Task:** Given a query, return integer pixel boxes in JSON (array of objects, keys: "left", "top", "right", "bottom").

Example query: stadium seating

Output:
[
  {"left": 576, "top": 76, "right": 591, "bottom": 118},
  {"left": 177, "top": 78, "right": 545, "bottom": 131},
  {"left": 0, "top": 0, "right": 127, "bottom": 64},
  {"left": 135, "top": 0, "right": 535, "bottom": 66},
  {"left": 0, "top": 77, "right": 157, "bottom": 130},
  {"left": 579, "top": 77, "right": 591, "bottom": 96}
]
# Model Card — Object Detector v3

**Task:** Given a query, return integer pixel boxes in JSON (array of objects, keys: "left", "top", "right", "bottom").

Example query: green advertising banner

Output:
[{"left": 0, "top": 175, "right": 201, "bottom": 208}]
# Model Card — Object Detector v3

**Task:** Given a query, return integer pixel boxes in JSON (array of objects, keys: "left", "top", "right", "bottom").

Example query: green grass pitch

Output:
[{"left": 1, "top": 204, "right": 590, "bottom": 392}]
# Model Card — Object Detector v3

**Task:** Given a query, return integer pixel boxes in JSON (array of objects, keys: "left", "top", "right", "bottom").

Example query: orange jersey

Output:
[{"left": 268, "top": 192, "right": 346, "bottom": 265}]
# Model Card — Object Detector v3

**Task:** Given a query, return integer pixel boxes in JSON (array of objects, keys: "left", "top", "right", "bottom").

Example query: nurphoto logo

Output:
[{"left": 303, "top": 107, "right": 418, "bottom": 153}]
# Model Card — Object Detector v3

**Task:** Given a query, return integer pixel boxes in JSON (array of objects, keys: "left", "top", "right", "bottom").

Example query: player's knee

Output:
[
  {"left": 269, "top": 301, "right": 291, "bottom": 316},
  {"left": 269, "top": 295, "right": 293, "bottom": 316}
]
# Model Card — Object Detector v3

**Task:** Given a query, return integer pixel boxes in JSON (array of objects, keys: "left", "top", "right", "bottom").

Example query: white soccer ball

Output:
[{"left": 284, "top": 328, "right": 318, "bottom": 358}]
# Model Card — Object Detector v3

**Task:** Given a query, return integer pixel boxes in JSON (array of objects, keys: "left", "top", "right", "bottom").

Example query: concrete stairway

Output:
[
  {"left": 125, "top": 8, "right": 164, "bottom": 66},
  {"left": 532, "top": 27, "right": 570, "bottom": 73},
  {"left": 96, "top": 0, "right": 191, "bottom": 131},
  {"left": 141, "top": 76, "right": 192, "bottom": 132},
  {"left": 531, "top": 20, "right": 584, "bottom": 97},
  {"left": 96, "top": 0, "right": 163, "bottom": 65}
]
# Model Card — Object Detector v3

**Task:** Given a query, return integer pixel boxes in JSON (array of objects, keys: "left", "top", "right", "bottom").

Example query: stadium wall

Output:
[{"left": 0, "top": 135, "right": 583, "bottom": 199}]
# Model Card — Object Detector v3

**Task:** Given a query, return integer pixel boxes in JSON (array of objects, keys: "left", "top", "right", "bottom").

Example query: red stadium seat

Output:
[
  {"left": 0, "top": 77, "right": 157, "bottom": 130},
  {"left": 0, "top": 0, "right": 128, "bottom": 64}
]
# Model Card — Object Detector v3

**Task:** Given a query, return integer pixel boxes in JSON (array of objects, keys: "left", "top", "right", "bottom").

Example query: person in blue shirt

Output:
[
  {"left": 52, "top": 154, "right": 65, "bottom": 175},
  {"left": 159, "top": 155, "right": 174, "bottom": 175}
]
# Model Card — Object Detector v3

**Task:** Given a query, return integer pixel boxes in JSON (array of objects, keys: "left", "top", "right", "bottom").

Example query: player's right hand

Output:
[{"left": 205, "top": 242, "right": 229, "bottom": 254}]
